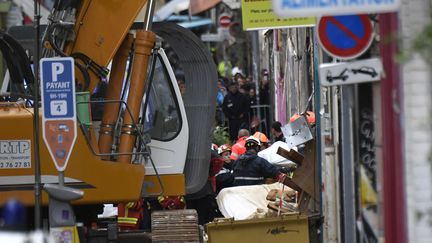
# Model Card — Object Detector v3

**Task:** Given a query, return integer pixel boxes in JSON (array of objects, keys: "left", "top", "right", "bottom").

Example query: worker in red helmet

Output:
[
  {"left": 218, "top": 144, "right": 232, "bottom": 164},
  {"left": 216, "top": 144, "right": 235, "bottom": 193},
  {"left": 232, "top": 136, "right": 285, "bottom": 186}
]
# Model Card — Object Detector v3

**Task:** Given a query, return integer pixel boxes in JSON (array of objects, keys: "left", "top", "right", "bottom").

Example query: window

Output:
[{"left": 142, "top": 55, "right": 181, "bottom": 141}]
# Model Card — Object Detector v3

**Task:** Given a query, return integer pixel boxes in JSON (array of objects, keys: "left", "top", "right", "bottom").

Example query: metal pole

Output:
[
  {"left": 312, "top": 27, "right": 324, "bottom": 243},
  {"left": 340, "top": 85, "right": 356, "bottom": 243},
  {"left": 59, "top": 171, "right": 65, "bottom": 187},
  {"left": 223, "top": 40, "right": 229, "bottom": 78},
  {"left": 33, "top": 0, "right": 42, "bottom": 230},
  {"left": 143, "top": 0, "right": 156, "bottom": 31},
  {"left": 250, "top": 31, "right": 262, "bottom": 122}
]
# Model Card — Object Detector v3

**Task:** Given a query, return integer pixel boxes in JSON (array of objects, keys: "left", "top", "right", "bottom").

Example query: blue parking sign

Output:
[
  {"left": 40, "top": 57, "right": 77, "bottom": 172},
  {"left": 40, "top": 57, "right": 76, "bottom": 120}
]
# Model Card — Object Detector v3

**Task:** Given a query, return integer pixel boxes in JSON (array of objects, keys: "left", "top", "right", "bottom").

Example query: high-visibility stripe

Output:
[
  {"left": 234, "top": 176, "right": 264, "bottom": 180},
  {"left": 216, "top": 168, "right": 231, "bottom": 176},
  {"left": 118, "top": 217, "right": 138, "bottom": 224},
  {"left": 230, "top": 152, "right": 239, "bottom": 160},
  {"left": 126, "top": 202, "right": 135, "bottom": 208}
]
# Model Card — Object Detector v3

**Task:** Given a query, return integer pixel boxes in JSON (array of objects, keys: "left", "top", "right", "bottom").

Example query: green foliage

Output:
[
  {"left": 211, "top": 126, "right": 231, "bottom": 146},
  {"left": 413, "top": 21, "right": 432, "bottom": 65}
]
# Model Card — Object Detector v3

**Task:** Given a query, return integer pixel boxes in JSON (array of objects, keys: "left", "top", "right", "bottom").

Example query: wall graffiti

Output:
[{"left": 359, "top": 108, "right": 376, "bottom": 187}]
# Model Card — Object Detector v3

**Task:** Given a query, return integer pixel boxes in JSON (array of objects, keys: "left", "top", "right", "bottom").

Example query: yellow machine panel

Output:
[
  {"left": 65, "top": 0, "right": 148, "bottom": 91},
  {"left": 0, "top": 105, "right": 145, "bottom": 206},
  {"left": 206, "top": 214, "right": 310, "bottom": 243}
]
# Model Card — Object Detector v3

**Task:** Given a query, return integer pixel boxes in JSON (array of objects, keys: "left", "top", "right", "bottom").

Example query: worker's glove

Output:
[{"left": 280, "top": 163, "right": 297, "bottom": 174}]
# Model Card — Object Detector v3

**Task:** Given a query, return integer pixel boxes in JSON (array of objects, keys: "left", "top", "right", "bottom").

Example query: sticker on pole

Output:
[
  {"left": 40, "top": 57, "right": 76, "bottom": 172},
  {"left": 317, "top": 14, "right": 373, "bottom": 60}
]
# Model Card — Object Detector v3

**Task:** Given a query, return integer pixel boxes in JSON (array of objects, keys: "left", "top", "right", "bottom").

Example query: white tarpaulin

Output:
[
  {"left": 216, "top": 183, "right": 291, "bottom": 220},
  {"left": 257, "top": 141, "right": 297, "bottom": 166}
]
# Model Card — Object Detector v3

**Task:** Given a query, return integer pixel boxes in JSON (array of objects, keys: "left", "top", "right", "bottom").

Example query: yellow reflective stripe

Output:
[
  {"left": 126, "top": 202, "right": 135, "bottom": 208},
  {"left": 118, "top": 217, "right": 138, "bottom": 224}
]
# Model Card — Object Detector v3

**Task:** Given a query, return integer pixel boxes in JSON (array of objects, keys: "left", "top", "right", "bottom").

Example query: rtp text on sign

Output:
[{"left": 40, "top": 57, "right": 77, "bottom": 172}]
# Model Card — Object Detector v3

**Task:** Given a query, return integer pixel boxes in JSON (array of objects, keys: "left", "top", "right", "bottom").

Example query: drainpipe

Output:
[{"left": 379, "top": 12, "right": 407, "bottom": 243}]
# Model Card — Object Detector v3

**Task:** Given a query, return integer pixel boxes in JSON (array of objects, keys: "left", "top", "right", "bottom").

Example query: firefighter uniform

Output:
[
  {"left": 117, "top": 200, "right": 144, "bottom": 230},
  {"left": 232, "top": 151, "right": 281, "bottom": 186}
]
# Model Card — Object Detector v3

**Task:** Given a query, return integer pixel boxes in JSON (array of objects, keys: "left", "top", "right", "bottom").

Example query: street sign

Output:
[
  {"left": 201, "top": 33, "right": 223, "bottom": 42},
  {"left": 219, "top": 14, "right": 231, "bottom": 28},
  {"left": 40, "top": 57, "right": 77, "bottom": 172},
  {"left": 317, "top": 15, "right": 373, "bottom": 60},
  {"left": 272, "top": 0, "right": 400, "bottom": 18},
  {"left": 241, "top": 0, "right": 315, "bottom": 31},
  {"left": 319, "top": 58, "right": 383, "bottom": 86}
]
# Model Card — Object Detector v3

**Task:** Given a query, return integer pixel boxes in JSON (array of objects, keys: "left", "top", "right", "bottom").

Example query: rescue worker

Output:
[
  {"left": 230, "top": 129, "right": 250, "bottom": 161},
  {"left": 209, "top": 150, "right": 225, "bottom": 192},
  {"left": 158, "top": 196, "right": 186, "bottom": 210},
  {"left": 253, "top": 131, "right": 270, "bottom": 150},
  {"left": 222, "top": 80, "right": 250, "bottom": 142},
  {"left": 232, "top": 136, "right": 285, "bottom": 186},
  {"left": 271, "top": 121, "right": 285, "bottom": 142},
  {"left": 117, "top": 200, "right": 144, "bottom": 230},
  {"left": 216, "top": 144, "right": 235, "bottom": 193}
]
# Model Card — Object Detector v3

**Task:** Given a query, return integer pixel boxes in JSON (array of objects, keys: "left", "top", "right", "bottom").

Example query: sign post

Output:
[
  {"left": 40, "top": 57, "right": 82, "bottom": 240},
  {"left": 40, "top": 57, "right": 77, "bottom": 182}
]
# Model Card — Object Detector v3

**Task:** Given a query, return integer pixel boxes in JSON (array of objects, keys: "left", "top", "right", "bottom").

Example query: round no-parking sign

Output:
[{"left": 317, "top": 14, "right": 373, "bottom": 60}]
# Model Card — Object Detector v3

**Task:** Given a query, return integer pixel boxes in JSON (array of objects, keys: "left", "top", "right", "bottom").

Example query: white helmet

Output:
[{"left": 245, "top": 136, "right": 261, "bottom": 149}]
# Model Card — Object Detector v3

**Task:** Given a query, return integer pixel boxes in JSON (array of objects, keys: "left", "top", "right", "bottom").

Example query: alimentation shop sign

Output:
[{"left": 273, "top": 0, "right": 400, "bottom": 17}]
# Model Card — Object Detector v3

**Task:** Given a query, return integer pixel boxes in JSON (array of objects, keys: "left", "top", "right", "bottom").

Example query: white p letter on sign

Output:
[{"left": 51, "top": 63, "right": 64, "bottom": 82}]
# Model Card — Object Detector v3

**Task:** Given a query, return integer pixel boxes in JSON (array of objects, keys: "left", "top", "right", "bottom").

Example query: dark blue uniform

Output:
[
  {"left": 222, "top": 91, "right": 250, "bottom": 141},
  {"left": 232, "top": 151, "right": 280, "bottom": 186}
]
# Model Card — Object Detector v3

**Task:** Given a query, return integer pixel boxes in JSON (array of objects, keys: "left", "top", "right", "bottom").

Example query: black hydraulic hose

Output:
[
  {"left": 45, "top": 24, "right": 91, "bottom": 91},
  {"left": 0, "top": 32, "right": 34, "bottom": 97},
  {"left": 3, "top": 33, "right": 35, "bottom": 94},
  {"left": 75, "top": 62, "right": 91, "bottom": 91},
  {"left": 46, "top": 23, "right": 67, "bottom": 57},
  {"left": 71, "top": 52, "right": 109, "bottom": 79}
]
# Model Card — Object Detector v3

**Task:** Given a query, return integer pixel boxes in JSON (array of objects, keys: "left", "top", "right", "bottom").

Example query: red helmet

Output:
[
  {"left": 211, "top": 143, "right": 219, "bottom": 151},
  {"left": 218, "top": 144, "right": 232, "bottom": 155}
]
